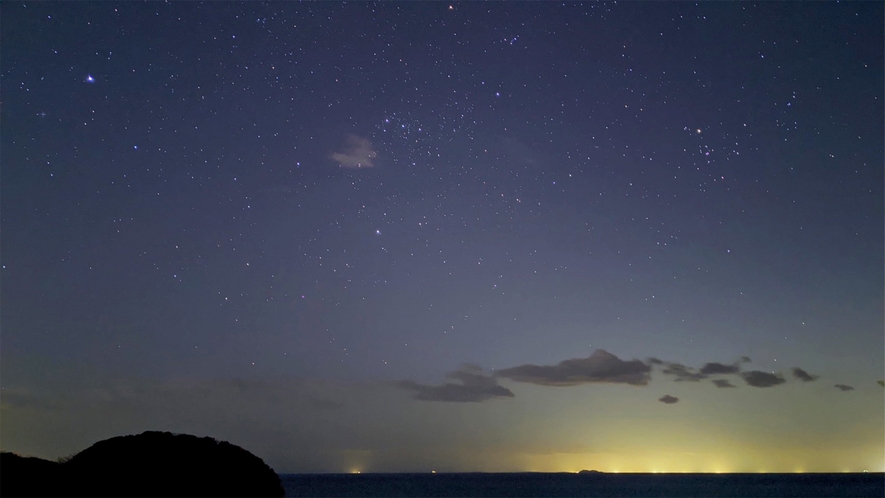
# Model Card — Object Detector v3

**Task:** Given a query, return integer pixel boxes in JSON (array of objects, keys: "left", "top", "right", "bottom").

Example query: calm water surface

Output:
[{"left": 280, "top": 472, "right": 884, "bottom": 497}]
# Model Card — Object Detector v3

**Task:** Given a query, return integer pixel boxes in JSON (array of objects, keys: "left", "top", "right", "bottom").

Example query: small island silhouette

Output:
[{"left": 0, "top": 431, "right": 284, "bottom": 497}]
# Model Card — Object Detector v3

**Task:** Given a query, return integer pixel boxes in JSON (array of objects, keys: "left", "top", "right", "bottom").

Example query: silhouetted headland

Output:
[{"left": 0, "top": 431, "right": 284, "bottom": 497}]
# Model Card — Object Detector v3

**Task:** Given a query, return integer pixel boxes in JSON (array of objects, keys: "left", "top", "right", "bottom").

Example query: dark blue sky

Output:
[{"left": 2, "top": 2, "right": 882, "bottom": 472}]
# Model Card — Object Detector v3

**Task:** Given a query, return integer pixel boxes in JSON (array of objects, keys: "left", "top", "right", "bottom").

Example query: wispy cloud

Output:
[
  {"left": 699, "top": 362, "right": 741, "bottom": 375},
  {"left": 741, "top": 371, "right": 786, "bottom": 388},
  {"left": 496, "top": 349, "right": 651, "bottom": 386},
  {"left": 331, "top": 134, "right": 377, "bottom": 168},
  {"left": 712, "top": 379, "right": 737, "bottom": 388},
  {"left": 834, "top": 384, "right": 855, "bottom": 392},
  {"left": 398, "top": 365, "right": 514, "bottom": 402},
  {"left": 791, "top": 367, "right": 819, "bottom": 382},
  {"left": 658, "top": 395, "right": 679, "bottom": 404},
  {"left": 658, "top": 359, "right": 745, "bottom": 382},
  {"left": 660, "top": 362, "right": 707, "bottom": 382},
  {"left": 399, "top": 350, "right": 827, "bottom": 403}
]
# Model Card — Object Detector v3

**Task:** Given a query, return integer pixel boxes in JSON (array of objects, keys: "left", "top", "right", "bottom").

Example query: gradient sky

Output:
[{"left": 2, "top": 2, "right": 883, "bottom": 474}]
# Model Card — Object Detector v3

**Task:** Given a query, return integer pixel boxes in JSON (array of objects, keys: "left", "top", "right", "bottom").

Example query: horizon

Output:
[
  {"left": 280, "top": 471, "right": 885, "bottom": 475},
  {"left": 1, "top": 1, "right": 882, "bottom": 476}
]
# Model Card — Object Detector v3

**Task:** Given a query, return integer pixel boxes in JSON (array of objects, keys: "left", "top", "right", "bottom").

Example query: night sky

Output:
[{"left": 2, "top": 2, "right": 883, "bottom": 473}]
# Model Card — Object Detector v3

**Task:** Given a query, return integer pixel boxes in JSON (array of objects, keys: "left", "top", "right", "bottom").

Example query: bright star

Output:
[{"left": 85, "top": 75, "right": 95, "bottom": 83}]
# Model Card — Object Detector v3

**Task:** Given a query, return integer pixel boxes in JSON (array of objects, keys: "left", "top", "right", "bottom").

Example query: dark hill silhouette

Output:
[
  {"left": 0, "top": 452, "right": 64, "bottom": 497},
  {"left": 1, "top": 431, "right": 284, "bottom": 497}
]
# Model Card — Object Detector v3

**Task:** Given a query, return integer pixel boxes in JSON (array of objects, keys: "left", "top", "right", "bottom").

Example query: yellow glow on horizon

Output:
[
  {"left": 506, "top": 418, "right": 883, "bottom": 474},
  {"left": 524, "top": 456, "right": 882, "bottom": 474}
]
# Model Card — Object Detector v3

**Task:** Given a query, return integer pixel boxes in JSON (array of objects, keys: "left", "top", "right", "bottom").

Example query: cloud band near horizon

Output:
[{"left": 398, "top": 349, "right": 829, "bottom": 402}]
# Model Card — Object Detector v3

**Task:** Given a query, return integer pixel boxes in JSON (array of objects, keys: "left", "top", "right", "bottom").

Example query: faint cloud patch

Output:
[
  {"left": 711, "top": 379, "right": 737, "bottom": 388},
  {"left": 791, "top": 367, "right": 819, "bottom": 382},
  {"left": 699, "top": 362, "right": 741, "bottom": 375},
  {"left": 833, "top": 384, "right": 855, "bottom": 392},
  {"left": 741, "top": 371, "right": 786, "bottom": 388},
  {"left": 658, "top": 395, "right": 679, "bottom": 404},
  {"left": 496, "top": 349, "right": 651, "bottom": 386},
  {"left": 398, "top": 364, "right": 514, "bottom": 402},
  {"left": 660, "top": 362, "right": 707, "bottom": 382},
  {"left": 331, "top": 134, "right": 377, "bottom": 169}
]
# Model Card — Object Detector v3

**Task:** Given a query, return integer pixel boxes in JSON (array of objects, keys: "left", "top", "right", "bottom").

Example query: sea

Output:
[{"left": 280, "top": 472, "right": 884, "bottom": 497}]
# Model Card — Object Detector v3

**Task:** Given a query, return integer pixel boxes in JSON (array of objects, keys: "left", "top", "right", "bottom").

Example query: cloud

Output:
[
  {"left": 658, "top": 395, "right": 679, "bottom": 404},
  {"left": 330, "top": 134, "right": 377, "bottom": 168},
  {"left": 741, "top": 371, "right": 786, "bottom": 388},
  {"left": 660, "top": 362, "right": 707, "bottom": 382},
  {"left": 791, "top": 367, "right": 819, "bottom": 382},
  {"left": 496, "top": 349, "right": 651, "bottom": 386},
  {"left": 404, "top": 351, "right": 829, "bottom": 401},
  {"left": 834, "top": 384, "right": 855, "bottom": 392},
  {"left": 740, "top": 356, "right": 752, "bottom": 363},
  {"left": 711, "top": 379, "right": 736, "bottom": 388},
  {"left": 398, "top": 365, "right": 514, "bottom": 402},
  {"left": 699, "top": 362, "right": 740, "bottom": 375},
  {"left": 878, "top": 380, "right": 884, "bottom": 387}
]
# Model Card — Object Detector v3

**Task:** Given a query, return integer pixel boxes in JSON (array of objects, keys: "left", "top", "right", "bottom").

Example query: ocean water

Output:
[{"left": 280, "top": 472, "right": 884, "bottom": 497}]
